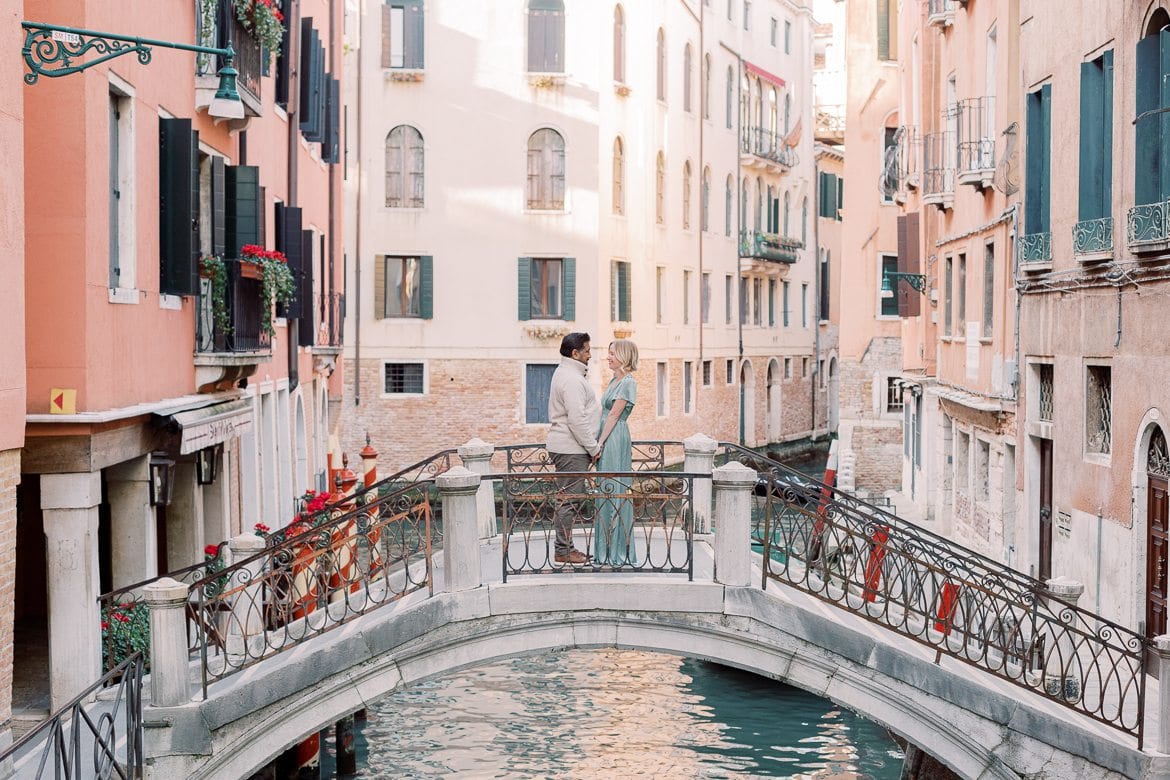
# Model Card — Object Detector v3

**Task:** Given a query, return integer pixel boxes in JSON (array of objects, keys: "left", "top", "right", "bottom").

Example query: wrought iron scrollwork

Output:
[
  {"left": 22, "top": 24, "right": 152, "bottom": 84},
  {"left": 1149, "top": 429, "right": 1170, "bottom": 479}
]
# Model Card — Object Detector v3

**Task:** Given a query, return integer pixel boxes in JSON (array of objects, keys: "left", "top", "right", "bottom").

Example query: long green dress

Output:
[{"left": 594, "top": 374, "right": 637, "bottom": 565}]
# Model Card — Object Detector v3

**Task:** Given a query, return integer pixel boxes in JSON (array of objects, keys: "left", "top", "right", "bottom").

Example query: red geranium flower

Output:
[
  {"left": 114, "top": 613, "right": 131, "bottom": 624},
  {"left": 100, "top": 621, "right": 109, "bottom": 631},
  {"left": 204, "top": 544, "right": 220, "bottom": 557},
  {"left": 255, "top": 522, "right": 271, "bottom": 533}
]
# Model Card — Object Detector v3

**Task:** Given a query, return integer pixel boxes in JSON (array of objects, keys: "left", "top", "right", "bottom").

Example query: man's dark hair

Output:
[{"left": 559, "top": 332, "right": 591, "bottom": 357}]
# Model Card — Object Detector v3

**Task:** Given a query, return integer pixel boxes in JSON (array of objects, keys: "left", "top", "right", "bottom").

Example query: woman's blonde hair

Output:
[{"left": 610, "top": 339, "right": 639, "bottom": 372}]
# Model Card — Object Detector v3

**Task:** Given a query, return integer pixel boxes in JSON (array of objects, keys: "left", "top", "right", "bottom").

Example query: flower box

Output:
[{"left": 239, "top": 261, "right": 264, "bottom": 281}]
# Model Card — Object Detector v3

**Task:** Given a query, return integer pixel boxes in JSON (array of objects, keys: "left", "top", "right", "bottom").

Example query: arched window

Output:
[
  {"left": 740, "top": 176, "right": 748, "bottom": 233},
  {"left": 1137, "top": 11, "right": 1170, "bottom": 212},
  {"left": 527, "top": 128, "right": 565, "bottom": 210},
  {"left": 385, "top": 125, "right": 424, "bottom": 208},
  {"left": 766, "top": 185, "right": 775, "bottom": 232},
  {"left": 683, "top": 160, "right": 693, "bottom": 229},
  {"left": 528, "top": 0, "right": 565, "bottom": 73},
  {"left": 802, "top": 197, "right": 808, "bottom": 244},
  {"left": 656, "top": 151, "right": 666, "bottom": 223},
  {"left": 612, "top": 136, "right": 624, "bottom": 215},
  {"left": 755, "top": 176, "right": 763, "bottom": 231},
  {"left": 703, "top": 54, "right": 712, "bottom": 118},
  {"left": 783, "top": 191, "right": 791, "bottom": 236},
  {"left": 725, "top": 174, "right": 733, "bottom": 236},
  {"left": 725, "top": 66, "right": 734, "bottom": 128},
  {"left": 785, "top": 92, "right": 792, "bottom": 135},
  {"left": 613, "top": 5, "right": 625, "bottom": 83},
  {"left": 768, "top": 87, "right": 778, "bottom": 135},
  {"left": 656, "top": 28, "right": 667, "bottom": 101},
  {"left": 701, "top": 166, "right": 711, "bottom": 232},
  {"left": 683, "top": 44, "right": 693, "bottom": 112},
  {"left": 740, "top": 76, "right": 750, "bottom": 138},
  {"left": 754, "top": 78, "right": 763, "bottom": 132}
]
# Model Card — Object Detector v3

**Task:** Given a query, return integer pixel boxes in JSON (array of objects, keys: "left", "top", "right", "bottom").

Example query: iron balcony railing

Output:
[
  {"left": 1019, "top": 232, "right": 1053, "bottom": 264},
  {"left": 740, "top": 126, "right": 797, "bottom": 168},
  {"left": 814, "top": 104, "right": 845, "bottom": 141},
  {"left": 317, "top": 291, "right": 344, "bottom": 348},
  {"left": 196, "top": 0, "right": 262, "bottom": 108},
  {"left": 927, "top": 0, "right": 958, "bottom": 25},
  {"left": 0, "top": 653, "right": 144, "bottom": 779},
  {"left": 955, "top": 97, "right": 996, "bottom": 180},
  {"left": 739, "top": 230, "right": 803, "bottom": 263},
  {"left": 922, "top": 131, "right": 955, "bottom": 201},
  {"left": 197, "top": 258, "right": 272, "bottom": 354},
  {"left": 1073, "top": 217, "right": 1114, "bottom": 256},
  {"left": 1128, "top": 200, "right": 1170, "bottom": 248}
]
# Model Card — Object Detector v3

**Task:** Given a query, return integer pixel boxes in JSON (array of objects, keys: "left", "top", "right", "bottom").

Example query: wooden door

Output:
[
  {"left": 1148, "top": 476, "right": 1169, "bottom": 639},
  {"left": 1038, "top": 439, "right": 1053, "bottom": 583}
]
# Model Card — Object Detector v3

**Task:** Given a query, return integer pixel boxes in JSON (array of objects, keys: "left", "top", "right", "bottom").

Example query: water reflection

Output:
[{"left": 325, "top": 649, "right": 903, "bottom": 778}]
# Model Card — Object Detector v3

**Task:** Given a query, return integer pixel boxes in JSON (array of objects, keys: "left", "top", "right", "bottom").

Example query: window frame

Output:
[
  {"left": 526, "top": 127, "right": 566, "bottom": 211},
  {"left": 385, "top": 124, "right": 425, "bottom": 209},
  {"left": 879, "top": 253, "right": 900, "bottom": 318},
  {"left": 531, "top": 257, "right": 565, "bottom": 319},
  {"left": 523, "top": 362, "right": 559, "bottom": 425},
  {"left": 382, "top": 361, "right": 427, "bottom": 396},
  {"left": 382, "top": 255, "right": 424, "bottom": 318}
]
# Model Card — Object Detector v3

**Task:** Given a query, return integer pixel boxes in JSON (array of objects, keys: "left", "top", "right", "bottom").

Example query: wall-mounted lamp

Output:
[
  {"left": 196, "top": 444, "right": 221, "bottom": 486},
  {"left": 149, "top": 451, "right": 176, "bottom": 507}
]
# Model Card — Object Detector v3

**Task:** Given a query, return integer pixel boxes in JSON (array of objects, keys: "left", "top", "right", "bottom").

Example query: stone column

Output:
[
  {"left": 684, "top": 434, "right": 718, "bottom": 534},
  {"left": 143, "top": 577, "right": 191, "bottom": 707},
  {"left": 226, "top": 533, "right": 267, "bottom": 657},
  {"left": 1044, "top": 576, "right": 1086, "bottom": 701},
  {"left": 437, "top": 467, "right": 482, "bottom": 592},
  {"left": 201, "top": 449, "right": 231, "bottom": 552},
  {"left": 105, "top": 455, "right": 157, "bottom": 587},
  {"left": 166, "top": 459, "right": 204, "bottom": 572},
  {"left": 458, "top": 438, "right": 497, "bottom": 539},
  {"left": 712, "top": 462, "right": 757, "bottom": 587},
  {"left": 41, "top": 472, "right": 102, "bottom": 710},
  {"left": 1153, "top": 635, "right": 1170, "bottom": 754}
]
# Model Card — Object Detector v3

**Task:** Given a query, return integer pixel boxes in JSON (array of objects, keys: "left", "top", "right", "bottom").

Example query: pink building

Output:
[{"left": 16, "top": 0, "right": 343, "bottom": 719}]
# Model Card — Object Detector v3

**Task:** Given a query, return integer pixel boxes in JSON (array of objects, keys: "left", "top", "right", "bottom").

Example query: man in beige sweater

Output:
[{"left": 547, "top": 332, "right": 601, "bottom": 564}]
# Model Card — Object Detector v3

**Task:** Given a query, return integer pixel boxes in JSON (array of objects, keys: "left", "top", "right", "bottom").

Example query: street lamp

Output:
[{"left": 20, "top": 20, "right": 243, "bottom": 119}]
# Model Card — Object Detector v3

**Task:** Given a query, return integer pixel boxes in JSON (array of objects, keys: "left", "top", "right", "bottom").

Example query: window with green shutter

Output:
[
  {"left": 611, "top": 260, "right": 631, "bottom": 322},
  {"left": 159, "top": 117, "right": 199, "bottom": 296},
  {"left": 519, "top": 257, "right": 574, "bottom": 320},
  {"left": 227, "top": 166, "right": 261, "bottom": 259},
  {"left": 1025, "top": 85, "right": 1052, "bottom": 235},
  {"left": 1078, "top": 52, "right": 1113, "bottom": 223},
  {"left": 375, "top": 255, "right": 431, "bottom": 318},
  {"left": 876, "top": 0, "right": 895, "bottom": 61},
  {"left": 1136, "top": 30, "right": 1170, "bottom": 209}
]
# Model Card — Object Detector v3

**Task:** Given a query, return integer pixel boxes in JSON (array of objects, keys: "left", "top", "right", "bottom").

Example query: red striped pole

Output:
[{"left": 810, "top": 440, "right": 838, "bottom": 562}]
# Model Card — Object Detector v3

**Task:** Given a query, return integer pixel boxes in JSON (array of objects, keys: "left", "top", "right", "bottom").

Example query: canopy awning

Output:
[
  {"left": 744, "top": 61, "right": 786, "bottom": 88},
  {"left": 163, "top": 399, "right": 253, "bottom": 454}
]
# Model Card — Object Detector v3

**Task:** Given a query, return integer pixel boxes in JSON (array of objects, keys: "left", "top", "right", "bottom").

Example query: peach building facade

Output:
[
  {"left": 342, "top": 0, "right": 828, "bottom": 467},
  {"left": 17, "top": 0, "right": 343, "bottom": 717}
]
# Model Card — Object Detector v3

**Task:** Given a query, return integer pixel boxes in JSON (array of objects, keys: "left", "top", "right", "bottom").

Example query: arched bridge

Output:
[{"left": 8, "top": 438, "right": 1170, "bottom": 779}]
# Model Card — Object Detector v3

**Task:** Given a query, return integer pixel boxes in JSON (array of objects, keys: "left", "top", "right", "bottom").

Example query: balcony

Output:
[
  {"left": 922, "top": 131, "right": 955, "bottom": 210},
  {"left": 196, "top": 259, "right": 272, "bottom": 390},
  {"left": 815, "top": 105, "right": 845, "bottom": 144},
  {"left": 1073, "top": 217, "right": 1113, "bottom": 260},
  {"left": 740, "top": 127, "right": 797, "bottom": 173},
  {"left": 195, "top": 1, "right": 264, "bottom": 119},
  {"left": 1019, "top": 232, "right": 1053, "bottom": 267},
  {"left": 1128, "top": 200, "right": 1170, "bottom": 255},
  {"left": 316, "top": 292, "right": 344, "bottom": 350},
  {"left": 739, "top": 230, "right": 803, "bottom": 264},
  {"left": 927, "top": 0, "right": 957, "bottom": 27},
  {"left": 955, "top": 97, "right": 996, "bottom": 189}
]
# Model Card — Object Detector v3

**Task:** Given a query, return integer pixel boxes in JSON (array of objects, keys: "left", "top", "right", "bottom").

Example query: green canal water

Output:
[{"left": 321, "top": 445, "right": 904, "bottom": 778}]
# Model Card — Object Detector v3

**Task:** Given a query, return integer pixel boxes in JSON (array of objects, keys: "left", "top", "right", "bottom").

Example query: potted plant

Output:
[
  {"left": 232, "top": 0, "right": 285, "bottom": 60},
  {"left": 200, "top": 255, "right": 232, "bottom": 335},
  {"left": 240, "top": 244, "right": 297, "bottom": 335}
]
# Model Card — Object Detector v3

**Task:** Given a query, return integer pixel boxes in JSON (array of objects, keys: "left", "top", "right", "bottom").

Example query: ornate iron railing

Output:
[
  {"left": 197, "top": 259, "right": 272, "bottom": 354},
  {"left": 922, "top": 131, "right": 955, "bottom": 200},
  {"left": 0, "top": 653, "right": 144, "bottom": 779},
  {"left": 500, "top": 441, "right": 681, "bottom": 474},
  {"left": 739, "top": 230, "right": 803, "bottom": 263},
  {"left": 740, "top": 126, "right": 797, "bottom": 168},
  {"left": 1074, "top": 217, "right": 1113, "bottom": 255},
  {"left": 955, "top": 97, "right": 996, "bottom": 177},
  {"left": 927, "top": 0, "right": 957, "bottom": 24},
  {"left": 195, "top": 0, "right": 261, "bottom": 106},
  {"left": 814, "top": 105, "right": 844, "bottom": 141},
  {"left": 500, "top": 471, "right": 694, "bottom": 579},
  {"left": 1019, "top": 232, "right": 1052, "bottom": 264},
  {"left": 1038, "top": 364, "right": 1055, "bottom": 422},
  {"left": 188, "top": 479, "right": 436, "bottom": 694},
  {"left": 317, "top": 291, "right": 344, "bottom": 348},
  {"left": 1127, "top": 200, "right": 1170, "bottom": 248}
]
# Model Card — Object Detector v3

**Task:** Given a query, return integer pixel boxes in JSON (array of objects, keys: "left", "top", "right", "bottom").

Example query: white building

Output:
[{"left": 342, "top": 0, "right": 823, "bottom": 467}]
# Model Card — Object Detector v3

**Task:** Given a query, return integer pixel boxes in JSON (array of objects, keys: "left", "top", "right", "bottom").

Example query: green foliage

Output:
[
  {"left": 259, "top": 258, "right": 297, "bottom": 336},
  {"left": 200, "top": 255, "right": 232, "bottom": 335},
  {"left": 232, "top": 0, "right": 285, "bottom": 59},
  {"left": 101, "top": 601, "right": 150, "bottom": 671}
]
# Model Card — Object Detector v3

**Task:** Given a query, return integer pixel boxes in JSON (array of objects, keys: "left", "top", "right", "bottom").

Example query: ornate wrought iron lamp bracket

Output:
[
  {"left": 21, "top": 20, "right": 235, "bottom": 84},
  {"left": 886, "top": 272, "right": 928, "bottom": 294}
]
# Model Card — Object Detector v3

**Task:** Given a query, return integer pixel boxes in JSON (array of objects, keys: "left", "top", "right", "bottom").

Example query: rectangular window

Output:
[
  {"left": 524, "top": 364, "right": 557, "bottom": 424},
  {"left": 801, "top": 283, "right": 808, "bottom": 327},
  {"left": 944, "top": 255, "right": 954, "bottom": 335},
  {"left": 957, "top": 253, "right": 967, "bottom": 330},
  {"left": 611, "top": 260, "right": 631, "bottom": 322},
  {"left": 656, "top": 267, "right": 665, "bottom": 323},
  {"left": 770, "top": 18, "right": 778, "bottom": 47},
  {"left": 820, "top": 250, "right": 831, "bottom": 320},
  {"left": 382, "top": 0, "right": 424, "bottom": 70},
  {"left": 532, "top": 258, "right": 563, "bottom": 318},
  {"left": 726, "top": 359, "right": 735, "bottom": 384},
  {"left": 1024, "top": 85, "right": 1053, "bottom": 237},
  {"left": 657, "top": 362, "right": 668, "bottom": 416},
  {"left": 702, "top": 360, "right": 713, "bottom": 386},
  {"left": 782, "top": 281, "right": 790, "bottom": 326},
  {"left": 802, "top": 357, "right": 809, "bottom": 378},
  {"left": 1037, "top": 363, "right": 1054, "bottom": 422},
  {"left": 528, "top": 3, "right": 565, "bottom": 73},
  {"left": 768, "top": 279, "right": 776, "bottom": 326},
  {"left": 725, "top": 274, "right": 733, "bottom": 324},
  {"left": 784, "top": 358, "right": 793, "bottom": 379},
  {"left": 976, "top": 439, "right": 990, "bottom": 501},
  {"left": 955, "top": 430, "right": 970, "bottom": 492},
  {"left": 982, "top": 242, "right": 995, "bottom": 338},
  {"left": 881, "top": 127, "right": 898, "bottom": 202},
  {"left": 108, "top": 89, "right": 135, "bottom": 290},
  {"left": 1078, "top": 51, "right": 1113, "bottom": 229},
  {"left": 784, "top": 20, "right": 792, "bottom": 54},
  {"left": 1086, "top": 365, "right": 1112, "bottom": 455},
  {"left": 876, "top": 0, "right": 897, "bottom": 61},
  {"left": 684, "top": 361, "right": 694, "bottom": 413},
  {"left": 384, "top": 362, "right": 425, "bottom": 394},
  {"left": 683, "top": 270, "right": 693, "bottom": 324},
  {"left": 740, "top": 277, "right": 749, "bottom": 325},
  {"left": 752, "top": 278, "right": 763, "bottom": 326},
  {"left": 880, "top": 254, "right": 899, "bottom": 317},
  {"left": 727, "top": 0, "right": 733, "bottom": 22},
  {"left": 743, "top": 1, "right": 751, "bottom": 31},
  {"left": 1137, "top": 34, "right": 1169, "bottom": 210},
  {"left": 886, "top": 377, "right": 903, "bottom": 413},
  {"left": 377, "top": 255, "right": 433, "bottom": 319},
  {"left": 701, "top": 272, "right": 711, "bottom": 324}
]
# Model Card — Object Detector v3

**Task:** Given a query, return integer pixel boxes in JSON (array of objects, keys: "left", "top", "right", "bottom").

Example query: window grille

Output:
[
  {"left": 1086, "top": 366, "right": 1112, "bottom": 454},
  {"left": 886, "top": 377, "right": 904, "bottom": 413},
  {"left": 1038, "top": 364, "right": 1054, "bottom": 422}
]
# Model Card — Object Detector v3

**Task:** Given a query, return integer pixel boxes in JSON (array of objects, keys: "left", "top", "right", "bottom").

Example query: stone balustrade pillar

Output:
[
  {"left": 1154, "top": 634, "right": 1170, "bottom": 754},
  {"left": 437, "top": 467, "right": 482, "bottom": 592},
  {"left": 458, "top": 438, "right": 498, "bottom": 539},
  {"left": 1044, "top": 576, "right": 1086, "bottom": 701},
  {"left": 684, "top": 434, "right": 718, "bottom": 534},
  {"left": 226, "top": 532, "right": 267, "bottom": 657},
  {"left": 713, "top": 462, "right": 757, "bottom": 587},
  {"left": 143, "top": 577, "right": 191, "bottom": 707}
]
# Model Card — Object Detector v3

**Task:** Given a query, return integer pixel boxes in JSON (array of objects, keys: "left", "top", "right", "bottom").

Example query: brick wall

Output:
[
  {"left": 341, "top": 356, "right": 823, "bottom": 471},
  {"left": 0, "top": 449, "right": 19, "bottom": 728},
  {"left": 851, "top": 425, "right": 902, "bottom": 491}
]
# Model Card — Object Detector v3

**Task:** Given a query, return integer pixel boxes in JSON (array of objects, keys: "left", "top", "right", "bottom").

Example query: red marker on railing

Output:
[
  {"left": 809, "top": 440, "right": 838, "bottom": 562},
  {"left": 863, "top": 524, "right": 890, "bottom": 603}
]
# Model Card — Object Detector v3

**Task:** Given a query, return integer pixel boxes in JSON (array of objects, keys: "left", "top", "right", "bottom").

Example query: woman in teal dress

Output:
[{"left": 594, "top": 339, "right": 639, "bottom": 565}]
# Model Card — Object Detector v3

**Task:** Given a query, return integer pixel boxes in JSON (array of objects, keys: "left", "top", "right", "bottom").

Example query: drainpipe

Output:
[
  {"left": 1007, "top": 202, "right": 1020, "bottom": 400},
  {"left": 698, "top": 1, "right": 704, "bottom": 384},
  {"left": 286, "top": 0, "right": 301, "bottom": 392},
  {"left": 735, "top": 50, "right": 744, "bottom": 446},
  {"left": 353, "top": 3, "right": 364, "bottom": 407},
  {"left": 811, "top": 151, "right": 821, "bottom": 437}
]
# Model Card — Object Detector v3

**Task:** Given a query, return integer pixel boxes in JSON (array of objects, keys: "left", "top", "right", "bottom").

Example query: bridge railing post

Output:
[
  {"left": 458, "top": 438, "right": 497, "bottom": 539},
  {"left": 713, "top": 462, "right": 756, "bottom": 587},
  {"left": 437, "top": 467, "right": 482, "bottom": 592},
  {"left": 1155, "top": 634, "right": 1170, "bottom": 754},
  {"left": 143, "top": 577, "right": 191, "bottom": 707},
  {"left": 684, "top": 433, "right": 718, "bottom": 534},
  {"left": 226, "top": 533, "right": 267, "bottom": 657},
  {"left": 1043, "top": 576, "right": 1086, "bottom": 701}
]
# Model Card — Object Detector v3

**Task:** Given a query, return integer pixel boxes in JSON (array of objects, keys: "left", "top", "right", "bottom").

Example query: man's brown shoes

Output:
[{"left": 554, "top": 549, "right": 589, "bottom": 564}]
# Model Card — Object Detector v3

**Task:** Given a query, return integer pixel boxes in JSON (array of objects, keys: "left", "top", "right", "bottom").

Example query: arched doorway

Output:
[
  {"left": 1147, "top": 427, "right": 1170, "bottom": 639},
  {"left": 740, "top": 360, "right": 756, "bottom": 447},
  {"left": 827, "top": 356, "right": 839, "bottom": 433},
  {"left": 766, "top": 359, "right": 782, "bottom": 443},
  {"left": 295, "top": 395, "right": 308, "bottom": 496}
]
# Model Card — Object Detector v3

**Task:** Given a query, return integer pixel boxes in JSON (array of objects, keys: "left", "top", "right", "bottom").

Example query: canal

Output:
[{"left": 320, "top": 443, "right": 905, "bottom": 778}]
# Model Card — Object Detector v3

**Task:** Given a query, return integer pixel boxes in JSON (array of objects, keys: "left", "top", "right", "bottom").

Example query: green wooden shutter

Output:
[
  {"left": 518, "top": 257, "right": 532, "bottom": 320},
  {"left": 419, "top": 255, "right": 433, "bottom": 319},
  {"left": 1025, "top": 90, "right": 1044, "bottom": 232},
  {"left": 876, "top": 0, "right": 890, "bottom": 61},
  {"left": 1138, "top": 35, "right": 1161, "bottom": 206},
  {"left": 278, "top": 207, "right": 303, "bottom": 319},
  {"left": 562, "top": 257, "right": 576, "bottom": 320},
  {"left": 211, "top": 157, "right": 225, "bottom": 256},
  {"left": 1160, "top": 31, "right": 1170, "bottom": 200},
  {"left": 1102, "top": 50, "right": 1114, "bottom": 214},
  {"left": 836, "top": 177, "right": 844, "bottom": 218},
  {"left": 298, "top": 230, "right": 315, "bottom": 346},
  {"left": 619, "top": 262, "right": 631, "bottom": 321},
  {"left": 374, "top": 256, "right": 386, "bottom": 319},
  {"left": 1040, "top": 84, "right": 1052, "bottom": 232},
  {"left": 225, "top": 165, "right": 260, "bottom": 258},
  {"left": 159, "top": 118, "right": 199, "bottom": 296},
  {"left": 406, "top": 0, "right": 425, "bottom": 69},
  {"left": 1079, "top": 60, "right": 1102, "bottom": 221}
]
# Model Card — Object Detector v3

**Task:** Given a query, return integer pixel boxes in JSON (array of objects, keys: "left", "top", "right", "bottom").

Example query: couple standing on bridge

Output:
[{"left": 547, "top": 331, "right": 640, "bottom": 567}]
